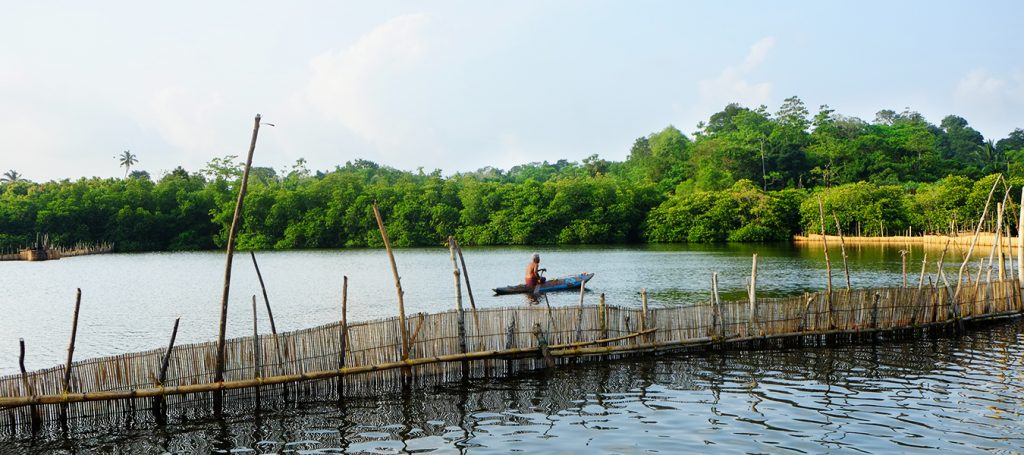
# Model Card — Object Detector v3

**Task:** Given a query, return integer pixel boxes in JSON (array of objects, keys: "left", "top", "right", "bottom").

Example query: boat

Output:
[{"left": 493, "top": 272, "right": 594, "bottom": 295}]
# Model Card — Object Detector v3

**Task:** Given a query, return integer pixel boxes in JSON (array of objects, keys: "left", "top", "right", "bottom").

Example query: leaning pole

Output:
[{"left": 213, "top": 114, "right": 262, "bottom": 414}]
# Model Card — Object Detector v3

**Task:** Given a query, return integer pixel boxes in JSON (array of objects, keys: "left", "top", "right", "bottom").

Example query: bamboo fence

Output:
[{"left": 1, "top": 277, "right": 1020, "bottom": 438}]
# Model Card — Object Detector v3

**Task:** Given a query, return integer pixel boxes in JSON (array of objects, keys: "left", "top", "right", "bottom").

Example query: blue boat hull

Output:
[{"left": 493, "top": 272, "right": 594, "bottom": 295}]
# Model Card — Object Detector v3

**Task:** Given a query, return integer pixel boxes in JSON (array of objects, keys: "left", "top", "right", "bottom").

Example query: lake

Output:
[{"left": 3, "top": 243, "right": 1022, "bottom": 453}]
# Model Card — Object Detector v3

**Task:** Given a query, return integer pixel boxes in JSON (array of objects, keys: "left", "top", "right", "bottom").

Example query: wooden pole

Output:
[
  {"left": 640, "top": 288, "right": 648, "bottom": 332},
  {"left": 453, "top": 239, "right": 482, "bottom": 347},
  {"left": 62, "top": 288, "right": 82, "bottom": 394},
  {"left": 748, "top": 253, "right": 758, "bottom": 336},
  {"left": 575, "top": 279, "right": 587, "bottom": 342},
  {"left": 152, "top": 316, "right": 180, "bottom": 422},
  {"left": 1018, "top": 188, "right": 1023, "bottom": 288},
  {"left": 599, "top": 293, "right": 607, "bottom": 341},
  {"left": 831, "top": 210, "right": 852, "bottom": 290},
  {"left": 19, "top": 338, "right": 40, "bottom": 431},
  {"left": 899, "top": 250, "right": 908, "bottom": 288},
  {"left": 158, "top": 317, "right": 180, "bottom": 384},
  {"left": 340, "top": 275, "right": 348, "bottom": 370},
  {"left": 995, "top": 202, "right": 1005, "bottom": 282},
  {"left": 954, "top": 176, "right": 1001, "bottom": 301},
  {"left": 817, "top": 197, "right": 834, "bottom": 328},
  {"left": 710, "top": 274, "right": 721, "bottom": 338},
  {"left": 448, "top": 236, "right": 467, "bottom": 355},
  {"left": 214, "top": 114, "right": 262, "bottom": 396},
  {"left": 910, "top": 253, "right": 928, "bottom": 324},
  {"left": 250, "top": 252, "right": 286, "bottom": 377},
  {"left": 252, "top": 296, "right": 261, "bottom": 379},
  {"left": 372, "top": 201, "right": 410, "bottom": 360}
]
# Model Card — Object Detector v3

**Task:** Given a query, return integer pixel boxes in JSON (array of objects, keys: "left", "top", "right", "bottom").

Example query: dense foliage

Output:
[{"left": 2, "top": 98, "right": 1023, "bottom": 251}]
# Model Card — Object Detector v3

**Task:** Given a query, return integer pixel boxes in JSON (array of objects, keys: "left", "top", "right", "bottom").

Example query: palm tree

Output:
[
  {"left": 1, "top": 169, "right": 22, "bottom": 183},
  {"left": 119, "top": 150, "right": 138, "bottom": 178}
]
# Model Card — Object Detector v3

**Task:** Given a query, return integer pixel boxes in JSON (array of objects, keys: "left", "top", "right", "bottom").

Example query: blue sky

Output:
[{"left": 1, "top": 1, "right": 1022, "bottom": 181}]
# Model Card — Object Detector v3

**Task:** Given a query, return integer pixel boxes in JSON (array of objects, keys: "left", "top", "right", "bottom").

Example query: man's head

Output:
[{"left": 532, "top": 253, "right": 540, "bottom": 263}]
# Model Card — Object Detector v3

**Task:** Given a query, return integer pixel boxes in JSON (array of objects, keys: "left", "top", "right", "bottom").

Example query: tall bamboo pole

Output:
[
  {"left": 817, "top": 197, "right": 834, "bottom": 328},
  {"left": 448, "top": 236, "right": 467, "bottom": 355},
  {"left": 373, "top": 201, "right": 409, "bottom": 359},
  {"left": 954, "top": 176, "right": 1001, "bottom": 300},
  {"left": 1018, "top": 188, "right": 1023, "bottom": 287},
  {"left": 62, "top": 288, "right": 82, "bottom": 393},
  {"left": 453, "top": 239, "right": 482, "bottom": 349},
  {"left": 214, "top": 114, "right": 262, "bottom": 397}
]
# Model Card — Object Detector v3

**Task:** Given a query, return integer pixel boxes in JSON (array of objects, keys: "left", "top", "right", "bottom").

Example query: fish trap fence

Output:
[{"left": 1, "top": 279, "right": 1021, "bottom": 435}]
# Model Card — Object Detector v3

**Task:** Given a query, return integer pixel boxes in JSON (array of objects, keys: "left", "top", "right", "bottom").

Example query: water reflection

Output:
[{"left": 6, "top": 319, "right": 1023, "bottom": 453}]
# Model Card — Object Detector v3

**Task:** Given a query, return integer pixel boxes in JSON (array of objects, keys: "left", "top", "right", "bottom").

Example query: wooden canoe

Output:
[{"left": 493, "top": 272, "right": 594, "bottom": 295}]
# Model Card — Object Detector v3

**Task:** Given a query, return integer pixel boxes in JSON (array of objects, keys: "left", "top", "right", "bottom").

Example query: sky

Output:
[{"left": 1, "top": 0, "right": 1022, "bottom": 182}]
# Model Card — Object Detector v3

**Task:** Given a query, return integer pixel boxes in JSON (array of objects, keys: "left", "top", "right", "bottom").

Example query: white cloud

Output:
[
  {"left": 699, "top": 36, "right": 776, "bottom": 109},
  {"left": 306, "top": 13, "right": 437, "bottom": 156},
  {"left": 144, "top": 86, "right": 227, "bottom": 161},
  {"left": 742, "top": 36, "right": 776, "bottom": 71},
  {"left": 952, "top": 68, "right": 1024, "bottom": 137}
]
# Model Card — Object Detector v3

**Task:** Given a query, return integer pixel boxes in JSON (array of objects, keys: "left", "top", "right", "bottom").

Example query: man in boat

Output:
[{"left": 525, "top": 253, "right": 546, "bottom": 290}]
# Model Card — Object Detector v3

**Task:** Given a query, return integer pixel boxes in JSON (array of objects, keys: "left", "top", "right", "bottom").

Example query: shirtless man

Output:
[{"left": 525, "top": 253, "right": 546, "bottom": 288}]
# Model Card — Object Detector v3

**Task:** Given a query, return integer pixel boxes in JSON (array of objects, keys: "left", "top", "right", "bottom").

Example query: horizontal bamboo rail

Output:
[{"left": 1, "top": 279, "right": 1021, "bottom": 430}]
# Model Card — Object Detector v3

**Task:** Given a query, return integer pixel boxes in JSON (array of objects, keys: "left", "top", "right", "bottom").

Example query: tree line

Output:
[{"left": 2, "top": 97, "right": 1023, "bottom": 251}]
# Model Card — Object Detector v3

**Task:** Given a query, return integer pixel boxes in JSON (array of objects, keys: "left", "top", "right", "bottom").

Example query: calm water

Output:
[{"left": 3, "top": 243, "right": 1023, "bottom": 453}]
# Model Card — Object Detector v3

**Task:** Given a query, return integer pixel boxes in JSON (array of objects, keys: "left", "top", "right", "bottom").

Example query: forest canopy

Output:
[{"left": 2, "top": 98, "right": 1022, "bottom": 252}]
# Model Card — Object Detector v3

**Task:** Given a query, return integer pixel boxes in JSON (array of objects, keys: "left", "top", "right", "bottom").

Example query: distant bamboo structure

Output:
[
  {"left": 794, "top": 232, "right": 1005, "bottom": 248},
  {"left": 0, "top": 241, "right": 114, "bottom": 262}
]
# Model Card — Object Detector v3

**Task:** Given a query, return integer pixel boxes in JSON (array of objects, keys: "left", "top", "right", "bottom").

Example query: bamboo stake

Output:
[
  {"left": 910, "top": 253, "right": 928, "bottom": 324},
  {"left": 599, "top": 293, "right": 607, "bottom": 341},
  {"left": 640, "top": 288, "right": 648, "bottom": 333},
  {"left": 1004, "top": 225, "right": 1014, "bottom": 287},
  {"left": 215, "top": 114, "right": 262, "bottom": 395},
  {"left": 831, "top": 211, "right": 852, "bottom": 290},
  {"left": 453, "top": 239, "right": 482, "bottom": 350},
  {"left": 988, "top": 202, "right": 1003, "bottom": 285},
  {"left": 62, "top": 288, "right": 82, "bottom": 394},
  {"left": 817, "top": 197, "right": 835, "bottom": 328},
  {"left": 158, "top": 318, "right": 180, "bottom": 385},
  {"left": 575, "top": 279, "right": 587, "bottom": 342},
  {"left": 748, "top": 254, "right": 758, "bottom": 336},
  {"left": 340, "top": 276, "right": 348, "bottom": 370},
  {"left": 448, "top": 237, "right": 467, "bottom": 355},
  {"left": 997, "top": 203, "right": 1006, "bottom": 281},
  {"left": 252, "top": 296, "right": 261, "bottom": 379},
  {"left": 250, "top": 252, "right": 286, "bottom": 377},
  {"left": 711, "top": 274, "right": 722, "bottom": 338},
  {"left": 954, "top": 176, "right": 1001, "bottom": 301},
  {"left": 372, "top": 201, "right": 410, "bottom": 360},
  {"left": 18, "top": 338, "right": 40, "bottom": 431},
  {"left": 899, "top": 250, "right": 908, "bottom": 288},
  {"left": 1018, "top": 188, "right": 1023, "bottom": 287}
]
